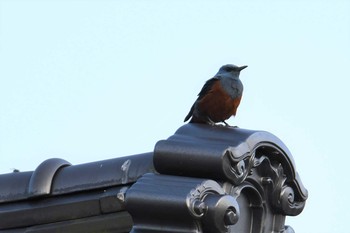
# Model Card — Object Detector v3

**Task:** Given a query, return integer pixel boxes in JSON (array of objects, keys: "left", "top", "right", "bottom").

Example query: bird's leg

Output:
[
  {"left": 206, "top": 116, "right": 216, "bottom": 126},
  {"left": 222, "top": 120, "right": 231, "bottom": 127}
]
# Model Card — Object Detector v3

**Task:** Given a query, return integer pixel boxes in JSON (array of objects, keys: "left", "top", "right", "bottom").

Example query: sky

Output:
[{"left": 1, "top": 0, "right": 350, "bottom": 232}]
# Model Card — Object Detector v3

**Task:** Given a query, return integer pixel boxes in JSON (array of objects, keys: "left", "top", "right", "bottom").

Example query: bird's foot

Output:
[{"left": 222, "top": 121, "right": 240, "bottom": 128}]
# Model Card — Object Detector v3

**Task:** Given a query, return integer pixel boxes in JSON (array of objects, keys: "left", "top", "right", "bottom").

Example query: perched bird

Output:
[{"left": 184, "top": 64, "right": 247, "bottom": 126}]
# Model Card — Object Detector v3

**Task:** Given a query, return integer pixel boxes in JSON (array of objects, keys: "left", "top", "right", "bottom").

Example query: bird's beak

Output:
[{"left": 238, "top": 65, "right": 248, "bottom": 71}]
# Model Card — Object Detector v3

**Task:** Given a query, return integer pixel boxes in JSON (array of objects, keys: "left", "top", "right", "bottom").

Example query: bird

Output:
[{"left": 184, "top": 64, "right": 247, "bottom": 126}]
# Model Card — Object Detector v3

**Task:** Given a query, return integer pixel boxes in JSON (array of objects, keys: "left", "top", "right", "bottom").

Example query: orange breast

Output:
[{"left": 198, "top": 81, "right": 242, "bottom": 122}]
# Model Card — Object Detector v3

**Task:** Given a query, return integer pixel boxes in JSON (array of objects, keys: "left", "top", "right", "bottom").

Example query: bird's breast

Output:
[
  {"left": 219, "top": 78, "right": 243, "bottom": 99},
  {"left": 197, "top": 80, "right": 242, "bottom": 122}
]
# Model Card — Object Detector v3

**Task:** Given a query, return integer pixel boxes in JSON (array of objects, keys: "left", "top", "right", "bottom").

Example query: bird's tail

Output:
[{"left": 184, "top": 104, "right": 194, "bottom": 122}]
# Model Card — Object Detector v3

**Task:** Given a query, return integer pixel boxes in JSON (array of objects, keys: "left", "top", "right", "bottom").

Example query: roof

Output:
[
  {"left": 0, "top": 153, "right": 154, "bottom": 204},
  {"left": 0, "top": 124, "right": 308, "bottom": 233}
]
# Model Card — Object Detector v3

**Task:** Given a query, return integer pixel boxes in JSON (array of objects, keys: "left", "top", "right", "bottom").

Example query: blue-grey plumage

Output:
[{"left": 216, "top": 64, "right": 246, "bottom": 99}]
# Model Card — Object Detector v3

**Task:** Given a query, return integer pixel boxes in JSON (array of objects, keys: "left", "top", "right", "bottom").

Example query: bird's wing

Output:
[
  {"left": 197, "top": 77, "right": 219, "bottom": 100},
  {"left": 184, "top": 77, "right": 219, "bottom": 122}
]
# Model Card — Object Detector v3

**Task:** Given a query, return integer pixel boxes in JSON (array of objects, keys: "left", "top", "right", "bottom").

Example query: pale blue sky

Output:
[{"left": 1, "top": 1, "right": 349, "bottom": 232}]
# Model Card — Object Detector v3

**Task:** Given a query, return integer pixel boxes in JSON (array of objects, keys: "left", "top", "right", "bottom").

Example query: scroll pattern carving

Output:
[{"left": 225, "top": 144, "right": 307, "bottom": 217}]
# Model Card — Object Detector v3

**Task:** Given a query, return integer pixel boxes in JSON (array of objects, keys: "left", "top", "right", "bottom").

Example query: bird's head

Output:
[{"left": 217, "top": 64, "right": 248, "bottom": 77}]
